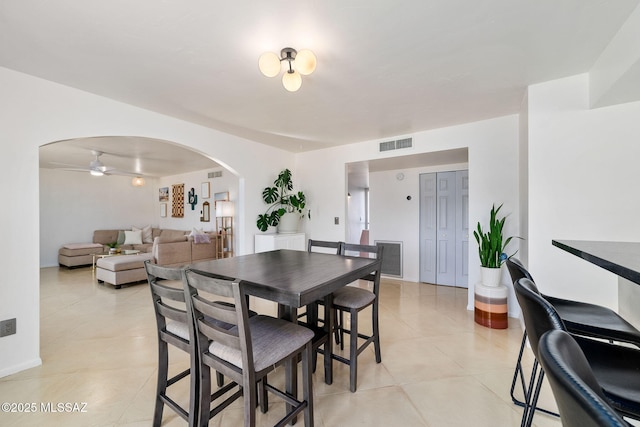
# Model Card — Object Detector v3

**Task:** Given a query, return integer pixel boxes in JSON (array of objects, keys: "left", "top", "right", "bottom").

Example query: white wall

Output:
[
  {"left": 39, "top": 169, "right": 158, "bottom": 267},
  {"left": 157, "top": 168, "right": 238, "bottom": 232},
  {"left": 528, "top": 73, "right": 640, "bottom": 309},
  {"left": 296, "top": 115, "right": 521, "bottom": 316},
  {"left": 0, "top": 66, "right": 293, "bottom": 377},
  {"left": 368, "top": 163, "right": 468, "bottom": 283}
]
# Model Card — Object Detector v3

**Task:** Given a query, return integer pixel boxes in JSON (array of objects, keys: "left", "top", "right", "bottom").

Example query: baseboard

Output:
[{"left": 0, "top": 357, "right": 42, "bottom": 379}]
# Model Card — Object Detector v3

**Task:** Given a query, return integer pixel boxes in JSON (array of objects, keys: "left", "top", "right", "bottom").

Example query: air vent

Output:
[
  {"left": 395, "top": 138, "right": 413, "bottom": 149},
  {"left": 379, "top": 141, "right": 396, "bottom": 152},
  {"left": 208, "top": 171, "right": 222, "bottom": 179},
  {"left": 378, "top": 137, "right": 413, "bottom": 152},
  {"left": 375, "top": 240, "right": 403, "bottom": 277}
]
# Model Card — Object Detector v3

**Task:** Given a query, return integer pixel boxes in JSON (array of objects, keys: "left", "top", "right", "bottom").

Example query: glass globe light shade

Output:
[
  {"left": 258, "top": 52, "right": 281, "bottom": 77},
  {"left": 295, "top": 49, "right": 316, "bottom": 75},
  {"left": 131, "top": 177, "right": 145, "bottom": 187},
  {"left": 282, "top": 71, "right": 302, "bottom": 92}
]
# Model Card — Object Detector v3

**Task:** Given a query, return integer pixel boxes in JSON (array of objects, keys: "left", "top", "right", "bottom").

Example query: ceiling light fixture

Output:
[
  {"left": 258, "top": 47, "right": 316, "bottom": 92},
  {"left": 131, "top": 177, "right": 145, "bottom": 187}
]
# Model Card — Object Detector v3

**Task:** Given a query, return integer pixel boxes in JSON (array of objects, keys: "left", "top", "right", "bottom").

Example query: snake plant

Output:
[{"left": 473, "top": 203, "right": 517, "bottom": 268}]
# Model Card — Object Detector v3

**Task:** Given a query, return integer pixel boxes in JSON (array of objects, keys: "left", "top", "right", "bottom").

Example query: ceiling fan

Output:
[{"left": 50, "top": 150, "right": 143, "bottom": 177}]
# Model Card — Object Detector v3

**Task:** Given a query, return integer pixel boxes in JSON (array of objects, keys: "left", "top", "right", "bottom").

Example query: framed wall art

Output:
[
  {"left": 202, "top": 182, "right": 210, "bottom": 199},
  {"left": 172, "top": 184, "right": 185, "bottom": 218},
  {"left": 160, "top": 203, "right": 167, "bottom": 218},
  {"left": 159, "top": 187, "right": 169, "bottom": 202}
]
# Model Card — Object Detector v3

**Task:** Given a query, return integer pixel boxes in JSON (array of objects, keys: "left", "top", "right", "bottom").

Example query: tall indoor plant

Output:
[
  {"left": 256, "top": 168, "right": 309, "bottom": 232},
  {"left": 473, "top": 203, "right": 517, "bottom": 286}
]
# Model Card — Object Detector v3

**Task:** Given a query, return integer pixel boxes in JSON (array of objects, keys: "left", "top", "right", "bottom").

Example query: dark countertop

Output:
[{"left": 552, "top": 240, "right": 640, "bottom": 285}]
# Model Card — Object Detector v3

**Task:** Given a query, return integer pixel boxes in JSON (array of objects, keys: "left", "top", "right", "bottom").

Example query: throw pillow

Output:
[
  {"left": 189, "top": 227, "right": 205, "bottom": 237},
  {"left": 133, "top": 225, "right": 153, "bottom": 243},
  {"left": 116, "top": 230, "right": 126, "bottom": 245},
  {"left": 193, "top": 233, "right": 211, "bottom": 244},
  {"left": 124, "top": 230, "right": 143, "bottom": 245}
]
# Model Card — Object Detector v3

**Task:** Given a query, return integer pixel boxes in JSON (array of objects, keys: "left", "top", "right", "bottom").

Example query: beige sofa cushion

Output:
[
  {"left": 159, "top": 229, "right": 188, "bottom": 240},
  {"left": 59, "top": 243, "right": 104, "bottom": 256},
  {"left": 93, "top": 230, "right": 119, "bottom": 245},
  {"left": 96, "top": 252, "right": 154, "bottom": 271}
]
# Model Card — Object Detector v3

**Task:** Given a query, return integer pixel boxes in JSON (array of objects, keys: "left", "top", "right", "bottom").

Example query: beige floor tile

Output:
[{"left": 1, "top": 269, "right": 572, "bottom": 426}]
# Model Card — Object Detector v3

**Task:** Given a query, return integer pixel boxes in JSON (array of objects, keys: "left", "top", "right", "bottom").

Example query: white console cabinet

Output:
[{"left": 255, "top": 233, "right": 306, "bottom": 253}]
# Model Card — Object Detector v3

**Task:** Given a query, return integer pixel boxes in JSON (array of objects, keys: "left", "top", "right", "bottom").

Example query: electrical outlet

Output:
[
  {"left": 334, "top": 217, "right": 339, "bottom": 225},
  {"left": 0, "top": 318, "right": 16, "bottom": 337}
]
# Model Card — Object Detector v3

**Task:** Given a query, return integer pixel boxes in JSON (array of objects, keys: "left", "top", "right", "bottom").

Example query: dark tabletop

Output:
[
  {"left": 552, "top": 240, "right": 640, "bottom": 285},
  {"left": 189, "top": 249, "right": 381, "bottom": 308}
]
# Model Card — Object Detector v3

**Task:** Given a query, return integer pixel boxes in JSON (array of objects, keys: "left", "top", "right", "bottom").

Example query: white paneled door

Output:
[{"left": 419, "top": 170, "right": 468, "bottom": 287}]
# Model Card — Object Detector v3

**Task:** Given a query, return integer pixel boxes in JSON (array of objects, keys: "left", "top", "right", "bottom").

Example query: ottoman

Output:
[
  {"left": 59, "top": 243, "right": 105, "bottom": 268},
  {"left": 96, "top": 252, "right": 155, "bottom": 289}
]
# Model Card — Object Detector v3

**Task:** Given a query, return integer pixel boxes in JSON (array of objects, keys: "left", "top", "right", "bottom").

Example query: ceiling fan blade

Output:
[{"left": 61, "top": 168, "right": 92, "bottom": 173}]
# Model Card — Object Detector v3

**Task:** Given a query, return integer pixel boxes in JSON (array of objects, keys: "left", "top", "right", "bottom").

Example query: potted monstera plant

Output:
[
  {"left": 473, "top": 203, "right": 518, "bottom": 287},
  {"left": 256, "top": 169, "right": 310, "bottom": 233}
]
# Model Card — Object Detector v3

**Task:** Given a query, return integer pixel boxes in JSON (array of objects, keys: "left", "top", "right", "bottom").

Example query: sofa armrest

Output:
[
  {"left": 191, "top": 234, "right": 218, "bottom": 262},
  {"left": 152, "top": 236, "right": 191, "bottom": 266}
]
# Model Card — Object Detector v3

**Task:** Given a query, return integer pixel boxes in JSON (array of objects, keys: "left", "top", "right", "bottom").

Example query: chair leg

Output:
[
  {"left": 372, "top": 301, "right": 381, "bottom": 364},
  {"left": 216, "top": 371, "right": 224, "bottom": 387},
  {"left": 523, "top": 366, "right": 545, "bottom": 427},
  {"left": 198, "top": 365, "right": 211, "bottom": 427},
  {"left": 153, "top": 342, "right": 168, "bottom": 427},
  {"left": 510, "top": 331, "right": 559, "bottom": 418},
  {"left": 302, "top": 342, "right": 314, "bottom": 427},
  {"left": 244, "top": 376, "right": 257, "bottom": 427},
  {"left": 510, "top": 332, "right": 529, "bottom": 408},
  {"left": 258, "top": 378, "right": 268, "bottom": 413},
  {"left": 339, "top": 309, "right": 345, "bottom": 350},
  {"left": 349, "top": 308, "right": 359, "bottom": 393}
]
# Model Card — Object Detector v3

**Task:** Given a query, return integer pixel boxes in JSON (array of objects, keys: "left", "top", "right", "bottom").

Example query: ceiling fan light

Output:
[
  {"left": 131, "top": 177, "right": 145, "bottom": 187},
  {"left": 90, "top": 169, "right": 104, "bottom": 177},
  {"left": 258, "top": 51, "right": 281, "bottom": 77},
  {"left": 295, "top": 49, "right": 316, "bottom": 75},
  {"left": 282, "top": 71, "right": 302, "bottom": 92}
]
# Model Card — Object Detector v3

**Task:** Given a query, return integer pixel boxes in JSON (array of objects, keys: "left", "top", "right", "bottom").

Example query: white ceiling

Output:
[{"left": 4, "top": 0, "right": 638, "bottom": 175}]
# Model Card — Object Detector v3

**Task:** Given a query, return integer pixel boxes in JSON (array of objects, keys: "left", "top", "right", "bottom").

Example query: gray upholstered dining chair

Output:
[
  {"left": 145, "top": 261, "right": 230, "bottom": 426},
  {"left": 182, "top": 268, "right": 315, "bottom": 427},
  {"left": 299, "top": 240, "right": 343, "bottom": 369},
  {"left": 333, "top": 242, "right": 383, "bottom": 392}
]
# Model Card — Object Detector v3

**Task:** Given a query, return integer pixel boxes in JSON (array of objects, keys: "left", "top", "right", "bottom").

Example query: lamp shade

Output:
[
  {"left": 131, "top": 177, "right": 145, "bottom": 187},
  {"left": 282, "top": 71, "right": 302, "bottom": 92},
  {"left": 216, "top": 201, "right": 234, "bottom": 217},
  {"left": 258, "top": 52, "right": 281, "bottom": 77},
  {"left": 295, "top": 49, "right": 316, "bottom": 75}
]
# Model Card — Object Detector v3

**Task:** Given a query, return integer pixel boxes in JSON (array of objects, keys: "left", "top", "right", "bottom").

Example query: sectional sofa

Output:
[{"left": 59, "top": 227, "right": 219, "bottom": 288}]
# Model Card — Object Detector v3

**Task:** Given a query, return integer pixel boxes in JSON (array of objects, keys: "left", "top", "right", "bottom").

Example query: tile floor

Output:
[{"left": 0, "top": 266, "right": 566, "bottom": 426}]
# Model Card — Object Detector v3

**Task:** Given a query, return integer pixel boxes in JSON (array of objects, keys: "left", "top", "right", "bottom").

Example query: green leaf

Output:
[{"left": 262, "top": 187, "right": 279, "bottom": 204}]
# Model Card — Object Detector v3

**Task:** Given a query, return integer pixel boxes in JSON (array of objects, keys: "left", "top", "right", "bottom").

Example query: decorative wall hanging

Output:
[
  {"left": 159, "top": 187, "right": 169, "bottom": 202},
  {"left": 200, "top": 201, "right": 210, "bottom": 222},
  {"left": 171, "top": 184, "right": 184, "bottom": 218},
  {"left": 201, "top": 182, "right": 210, "bottom": 199},
  {"left": 188, "top": 187, "right": 198, "bottom": 210}
]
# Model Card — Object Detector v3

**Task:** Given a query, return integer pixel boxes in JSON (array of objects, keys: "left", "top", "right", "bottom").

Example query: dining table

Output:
[
  {"left": 188, "top": 248, "right": 382, "bottom": 386},
  {"left": 552, "top": 239, "right": 640, "bottom": 330}
]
